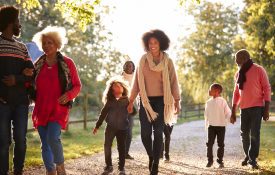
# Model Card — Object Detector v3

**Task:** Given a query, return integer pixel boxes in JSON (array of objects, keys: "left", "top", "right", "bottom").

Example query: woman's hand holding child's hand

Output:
[
  {"left": 93, "top": 128, "right": 98, "bottom": 135},
  {"left": 127, "top": 101, "right": 134, "bottom": 113}
]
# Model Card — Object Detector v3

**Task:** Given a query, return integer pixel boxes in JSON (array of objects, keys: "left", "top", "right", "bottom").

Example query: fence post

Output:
[
  {"left": 83, "top": 93, "right": 88, "bottom": 130},
  {"left": 185, "top": 106, "right": 187, "bottom": 118},
  {"left": 198, "top": 103, "right": 201, "bottom": 118},
  {"left": 180, "top": 102, "right": 183, "bottom": 118}
]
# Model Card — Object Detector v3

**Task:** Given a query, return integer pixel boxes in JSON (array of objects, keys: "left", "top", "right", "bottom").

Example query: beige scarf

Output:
[{"left": 138, "top": 52, "right": 175, "bottom": 124}]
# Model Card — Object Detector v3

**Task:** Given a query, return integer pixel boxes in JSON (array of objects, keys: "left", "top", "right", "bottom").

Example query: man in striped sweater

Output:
[{"left": 0, "top": 6, "right": 34, "bottom": 175}]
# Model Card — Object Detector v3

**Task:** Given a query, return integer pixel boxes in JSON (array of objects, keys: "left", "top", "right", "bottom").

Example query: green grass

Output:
[
  {"left": 10, "top": 121, "right": 104, "bottom": 168},
  {"left": 257, "top": 121, "right": 275, "bottom": 173},
  {"left": 177, "top": 115, "right": 203, "bottom": 124}
]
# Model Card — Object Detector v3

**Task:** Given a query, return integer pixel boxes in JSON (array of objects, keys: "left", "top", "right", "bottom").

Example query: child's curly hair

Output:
[{"left": 102, "top": 77, "right": 129, "bottom": 104}]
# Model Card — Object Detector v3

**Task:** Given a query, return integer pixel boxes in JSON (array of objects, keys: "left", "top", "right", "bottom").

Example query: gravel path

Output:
[{"left": 24, "top": 119, "right": 265, "bottom": 175}]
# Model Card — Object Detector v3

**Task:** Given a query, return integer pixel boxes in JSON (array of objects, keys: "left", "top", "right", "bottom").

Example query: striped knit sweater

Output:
[{"left": 0, "top": 35, "right": 34, "bottom": 105}]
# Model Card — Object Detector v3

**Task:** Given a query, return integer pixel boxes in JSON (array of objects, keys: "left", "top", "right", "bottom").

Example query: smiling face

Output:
[
  {"left": 124, "top": 62, "right": 134, "bottom": 74},
  {"left": 148, "top": 37, "right": 160, "bottom": 55},
  {"left": 42, "top": 36, "right": 58, "bottom": 56}
]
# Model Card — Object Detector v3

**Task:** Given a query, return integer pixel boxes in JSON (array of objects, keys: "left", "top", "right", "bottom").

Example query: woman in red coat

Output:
[{"left": 32, "top": 26, "right": 81, "bottom": 175}]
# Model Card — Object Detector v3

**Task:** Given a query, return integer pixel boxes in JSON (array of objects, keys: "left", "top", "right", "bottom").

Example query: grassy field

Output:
[
  {"left": 10, "top": 121, "right": 105, "bottom": 168},
  {"left": 257, "top": 121, "right": 275, "bottom": 173}
]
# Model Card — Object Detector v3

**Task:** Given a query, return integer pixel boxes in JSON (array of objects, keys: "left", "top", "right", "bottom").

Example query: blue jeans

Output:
[
  {"left": 38, "top": 122, "right": 64, "bottom": 172},
  {"left": 240, "top": 107, "right": 262, "bottom": 164},
  {"left": 139, "top": 96, "right": 165, "bottom": 165},
  {"left": 0, "top": 104, "right": 28, "bottom": 175}
]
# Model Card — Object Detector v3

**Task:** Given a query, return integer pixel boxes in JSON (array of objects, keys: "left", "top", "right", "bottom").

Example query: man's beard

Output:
[{"left": 13, "top": 26, "right": 21, "bottom": 37}]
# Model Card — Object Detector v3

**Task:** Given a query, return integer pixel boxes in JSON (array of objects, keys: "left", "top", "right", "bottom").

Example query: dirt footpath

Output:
[{"left": 25, "top": 119, "right": 271, "bottom": 175}]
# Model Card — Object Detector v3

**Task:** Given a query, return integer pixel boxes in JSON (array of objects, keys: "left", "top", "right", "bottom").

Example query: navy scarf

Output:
[{"left": 237, "top": 59, "right": 253, "bottom": 90}]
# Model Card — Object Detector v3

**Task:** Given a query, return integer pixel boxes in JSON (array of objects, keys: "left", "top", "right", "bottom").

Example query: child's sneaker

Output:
[
  {"left": 103, "top": 166, "right": 113, "bottom": 174},
  {"left": 206, "top": 161, "right": 213, "bottom": 167},
  {"left": 164, "top": 155, "right": 170, "bottom": 162},
  {"left": 118, "top": 168, "right": 126, "bottom": 175},
  {"left": 219, "top": 163, "right": 224, "bottom": 168},
  {"left": 217, "top": 159, "right": 224, "bottom": 168},
  {"left": 249, "top": 161, "right": 260, "bottom": 170},
  {"left": 241, "top": 157, "right": 249, "bottom": 166},
  {"left": 125, "top": 154, "right": 134, "bottom": 160}
]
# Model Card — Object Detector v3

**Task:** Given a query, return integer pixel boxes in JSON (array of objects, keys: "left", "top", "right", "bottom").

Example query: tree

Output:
[
  {"left": 14, "top": 0, "right": 203, "bottom": 31},
  {"left": 240, "top": 0, "right": 275, "bottom": 95},
  {"left": 15, "top": 0, "right": 101, "bottom": 31},
  {"left": 177, "top": 2, "right": 239, "bottom": 103},
  {"left": 1, "top": 0, "right": 126, "bottom": 107}
]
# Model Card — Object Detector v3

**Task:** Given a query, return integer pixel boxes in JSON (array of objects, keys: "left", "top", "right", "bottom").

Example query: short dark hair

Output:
[
  {"left": 0, "top": 6, "right": 19, "bottom": 32},
  {"left": 123, "top": 61, "right": 135, "bottom": 72},
  {"left": 235, "top": 49, "right": 250, "bottom": 60},
  {"left": 142, "top": 29, "right": 170, "bottom": 51},
  {"left": 211, "top": 83, "right": 223, "bottom": 93}
]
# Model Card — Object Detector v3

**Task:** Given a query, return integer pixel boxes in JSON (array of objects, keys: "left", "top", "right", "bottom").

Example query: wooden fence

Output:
[
  {"left": 28, "top": 93, "right": 275, "bottom": 131},
  {"left": 66, "top": 93, "right": 101, "bottom": 130},
  {"left": 179, "top": 103, "right": 204, "bottom": 118},
  {"left": 66, "top": 102, "right": 206, "bottom": 131}
]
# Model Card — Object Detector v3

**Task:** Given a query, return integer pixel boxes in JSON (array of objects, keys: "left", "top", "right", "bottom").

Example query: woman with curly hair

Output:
[
  {"left": 93, "top": 77, "right": 131, "bottom": 175},
  {"left": 128, "top": 29, "right": 181, "bottom": 175},
  {"left": 31, "top": 26, "right": 81, "bottom": 175}
]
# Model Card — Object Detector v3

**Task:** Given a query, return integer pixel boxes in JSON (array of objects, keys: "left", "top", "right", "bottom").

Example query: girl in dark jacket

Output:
[{"left": 93, "top": 77, "right": 131, "bottom": 175}]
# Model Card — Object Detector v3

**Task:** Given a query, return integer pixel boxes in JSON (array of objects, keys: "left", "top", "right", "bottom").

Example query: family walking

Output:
[{"left": 0, "top": 5, "right": 271, "bottom": 175}]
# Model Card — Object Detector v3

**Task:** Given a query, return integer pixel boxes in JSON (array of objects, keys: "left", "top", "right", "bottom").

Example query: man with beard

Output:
[
  {"left": 0, "top": 5, "right": 34, "bottom": 175},
  {"left": 122, "top": 60, "right": 136, "bottom": 160},
  {"left": 230, "top": 49, "right": 271, "bottom": 170}
]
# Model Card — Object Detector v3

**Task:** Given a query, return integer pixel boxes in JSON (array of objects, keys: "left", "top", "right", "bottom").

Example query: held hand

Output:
[
  {"left": 0, "top": 97, "right": 7, "bottom": 104},
  {"left": 22, "top": 68, "right": 34, "bottom": 76},
  {"left": 127, "top": 102, "right": 134, "bottom": 113},
  {"left": 230, "top": 112, "right": 236, "bottom": 124},
  {"left": 58, "top": 94, "right": 69, "bottom": 105},
  {"left": 2, "top": 75, "right": 16, "bottom": 86},
  {"left": 263, "top": 109, "right": 269, "bottom": 121},
  {"left": 92, "top": 128, "right": 98, "bottom": 135},
  {"left": 174, "top": 101, "right": 181, "bottom": 115}
]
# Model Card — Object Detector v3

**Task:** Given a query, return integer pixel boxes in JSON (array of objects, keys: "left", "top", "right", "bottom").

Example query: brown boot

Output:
[
  {"left": 56, "top": 163, "right": 66, "bottom": 175},
  {"left": 46, "top": 170, "right": 57, "bottom": 175}
]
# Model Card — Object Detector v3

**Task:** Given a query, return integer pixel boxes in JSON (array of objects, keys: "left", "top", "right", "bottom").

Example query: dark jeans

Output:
[
  {"left": 240, "top": 107, "right": 262, "bottom": 164},
  {"left": 139, "top": 96, "right": 165, "bottom": 165},
  {"left": 161, "top": 125, "right": 173, "bottom": 157},
  {"left": 206, "top": 125, "right": 225, "bottom": 163},
  {"left": 0, "top": 104, "right": 29, "bottom": 175},
  {"left": 125, "top": 116, "right": 134, "bottom": 155},
  {"left": 104, "top": 125, "right": 127, "bottom": 170}
]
